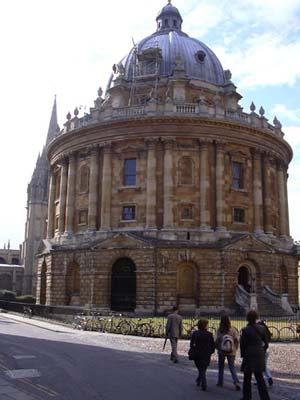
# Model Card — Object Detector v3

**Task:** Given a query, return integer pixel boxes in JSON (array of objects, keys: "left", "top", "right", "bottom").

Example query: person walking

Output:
[
  {"left": 257, "top": 319, "right": 273, "bottom": 387},
  {"left": 215, "top": 315, "right": 241, "bottom": 390},
  {"left": 240, "top": 310, "right": 270, "bottom": 400},
  {"left": 165, "top": 306, "right": 182, "bottom": 363},
  {"left": 189, "top": 319, "right": 215, "bottom": 391}
]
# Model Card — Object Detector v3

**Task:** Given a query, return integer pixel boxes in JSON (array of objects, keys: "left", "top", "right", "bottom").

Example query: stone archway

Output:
[
  {"left": 111, "top": 258, "right": 136, "bottom": 311},
  {"left": 40, "top": 262, "right": 47, "bottom": 305},
  {"left": 177, "top": 262, "right": 197, "bottom": 311},
  {"left": 66, "top": 262, "right": 81, "bottom": 305},
  {"left": 238, "top": 265, "right": 252, "bottom": 293}
]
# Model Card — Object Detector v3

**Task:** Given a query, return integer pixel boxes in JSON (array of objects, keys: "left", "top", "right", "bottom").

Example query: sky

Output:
[{"left": 0, "top": 0, "right": 299, "bottom": 249}]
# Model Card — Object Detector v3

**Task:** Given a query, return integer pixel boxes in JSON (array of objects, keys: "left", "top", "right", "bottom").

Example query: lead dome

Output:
[{"left": 107, "top": 1, "right": 226, "bottom": 89}]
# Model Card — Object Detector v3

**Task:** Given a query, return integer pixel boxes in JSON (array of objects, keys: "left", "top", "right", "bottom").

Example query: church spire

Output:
[{"left": 46, "top": 95, "right": 60, "bottom": 145}]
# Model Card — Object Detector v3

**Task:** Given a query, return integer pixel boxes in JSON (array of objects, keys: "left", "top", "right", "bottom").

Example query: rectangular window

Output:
[
  {"left": 232, "top": 162, "right": 244, "bottom": 189},
  {"left": 124, "top": 159, "right": 136, "bottom": 186},
  {"left": 122, "top": 206, "right": 136, "bottom": 221},
  {"left": 181, "top": 206, "right": 193, "bottom": 220},
  {"left": 233, "top": 208, "right": 245, "bottom": 223}
]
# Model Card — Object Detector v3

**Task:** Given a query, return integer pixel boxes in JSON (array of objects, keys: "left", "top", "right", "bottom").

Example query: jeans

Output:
[
  {"left": 243, "top": 371, "right": 270, "bottom": 400},
  {"left": 264, "top": 351, "right": 272, "bottom": 380},
  {"left": 218, "top": 353, "right": 239, "bottom": 385}
]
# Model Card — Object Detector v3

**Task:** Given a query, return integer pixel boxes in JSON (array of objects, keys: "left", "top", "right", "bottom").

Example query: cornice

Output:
[{"left": 47, "top": 116, "right": 293, "bottom": 166}]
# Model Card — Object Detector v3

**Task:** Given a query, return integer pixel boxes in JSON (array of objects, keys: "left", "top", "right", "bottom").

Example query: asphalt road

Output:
[{"left": 0, "top": 314, "right": 297, "bottom": 400}]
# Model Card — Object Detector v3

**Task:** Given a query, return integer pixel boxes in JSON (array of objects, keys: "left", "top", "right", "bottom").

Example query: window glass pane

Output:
[
  {"left": 122, "top": 206, "right": 136, "bottom": 220},
  {"left": 232, "top": 162, "right": 243, "bottom": 189},
  {"left": 234, "top": 208, "right": 245, "bottom": 223},
  {"left": 124, "top": 159, "right": 136, "bottom": 186}
]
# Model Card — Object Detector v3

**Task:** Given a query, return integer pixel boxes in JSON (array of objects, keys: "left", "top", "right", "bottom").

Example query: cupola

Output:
[{"left": 156, "top": 0, "right": 183, "bottom": 32}]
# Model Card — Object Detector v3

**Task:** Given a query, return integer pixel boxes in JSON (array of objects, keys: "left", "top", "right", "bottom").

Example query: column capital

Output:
[
  {"left": 145, "top": 138, "right": 159, "bottom": 149},
  {"left": 161, "top": 137, "right": 175, "bottom": 150},
  {"left": 87, "top": 144, "right": 99, "bottom": 154},
  {"left": 198, "top": 138, "right": 212, "bottom": 148},
  {"left": 56, "top": 154, "right": 68, "bottom": 167},
  {"left": 100, "top": 142, "right": 112, "bottom": 153},
  {"left": 277, "top": 159, "right": 287, "bottom": 171},
  {"left": 215, "top": 140, "right": 225, "bottom": 152},
  {"left": 251, "top": 147, "right": 263, "bottom": 159}
]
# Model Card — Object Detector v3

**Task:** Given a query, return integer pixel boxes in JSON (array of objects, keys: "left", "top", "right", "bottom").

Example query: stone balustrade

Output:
[{"left": 62, "top": 101, "right": 284, "bottom": 139}]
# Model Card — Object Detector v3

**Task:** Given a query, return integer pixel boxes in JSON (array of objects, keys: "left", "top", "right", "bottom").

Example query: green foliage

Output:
[
  {"left": 15, "top": 295, "right": 36, "bottom": 304},
  {"left": 0, "top": 290, "right": 16, "bottom": 301}
]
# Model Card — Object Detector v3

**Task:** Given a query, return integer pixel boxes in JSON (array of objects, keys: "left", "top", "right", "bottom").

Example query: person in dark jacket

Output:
[
  {"left": 240, "top": 310, "right": 270, "bottom": 400},
  {"left": 189, "top": 319, "right": 215, "bottom": 391}
]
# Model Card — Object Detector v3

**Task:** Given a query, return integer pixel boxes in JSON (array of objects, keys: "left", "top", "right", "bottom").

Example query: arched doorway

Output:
[
  {"left": 111, "top": 258, "right": 136, "bottom": 311},
  {"left": 238, "top": 266, "right": 251, "bottom": 292},
  {"left": 40, "top": 262, "right": 47, "bottom": 305},
  {"left": 177, "top": 263, "right": 197, "bottom": 310},
  {"left": 66, "top": 262, "right": 80, "bottom": 305}
]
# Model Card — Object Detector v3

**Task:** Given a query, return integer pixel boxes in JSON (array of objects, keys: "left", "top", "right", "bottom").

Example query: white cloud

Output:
[{"left": 271, "top": 105, "right": 300, "bottom": 124}]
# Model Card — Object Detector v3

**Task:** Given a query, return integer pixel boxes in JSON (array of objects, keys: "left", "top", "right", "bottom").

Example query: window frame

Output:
[
  {"left": 233, "top": 207, "right": 246, "bottom": 223},
  {"left": 123, "top": 158, "right": 137, "bottom": 187},
  {"left": 122, "top": 205, "right": 136, "bottom": 221},
  {"left": 232, "top": 161, "right": 244, "bottom": 190}
]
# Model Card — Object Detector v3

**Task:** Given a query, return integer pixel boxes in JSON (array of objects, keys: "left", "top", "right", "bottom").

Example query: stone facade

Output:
[{"left": 35, "top": 2, "right": 299, "bottom": 315}]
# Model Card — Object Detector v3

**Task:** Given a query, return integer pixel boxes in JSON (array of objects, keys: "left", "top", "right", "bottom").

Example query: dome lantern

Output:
[{"left": 156, "top": 0, "right": 183, "bottom": 32}]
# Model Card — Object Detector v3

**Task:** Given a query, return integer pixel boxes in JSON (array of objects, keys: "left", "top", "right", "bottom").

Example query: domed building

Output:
[{"left": 35, "top": 1, "right": 299, "bottom": 315}]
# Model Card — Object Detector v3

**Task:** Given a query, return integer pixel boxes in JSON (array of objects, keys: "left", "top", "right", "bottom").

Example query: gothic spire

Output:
[{"left": 46, "top": 95, "right": 60, "bottom": 145}]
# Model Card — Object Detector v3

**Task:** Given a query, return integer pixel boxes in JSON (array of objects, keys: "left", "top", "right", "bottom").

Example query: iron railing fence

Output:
[{"left": 0, "top": 301, "right": 299, "bottom": 342}]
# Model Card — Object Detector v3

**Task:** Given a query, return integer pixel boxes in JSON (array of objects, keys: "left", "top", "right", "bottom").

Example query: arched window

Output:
[
  {"left": 238, "top": 266, "right": 251, "bottom": 292},
  {"left": 0, "top": 257, "right": 7, "bottom": 264},
  {"left": 79, "top": 165, "right": 90, "bottom": 193},
  {"left": 178, "top": 157, "right": 194, "bottom": 185},
  {"left": 11, "top": 258, "right": 19, "bottom": 265}
]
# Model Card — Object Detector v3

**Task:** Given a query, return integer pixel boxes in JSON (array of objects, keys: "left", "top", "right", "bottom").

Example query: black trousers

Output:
[
  {"left": 194, "top": 359, "right": 208, "bottom": 389},
  {"left": 243, "top": 371, "right": 270, "bottom": 400}
]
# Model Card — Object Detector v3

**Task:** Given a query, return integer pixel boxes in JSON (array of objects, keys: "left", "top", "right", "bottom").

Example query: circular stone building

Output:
[{"left": 36, "top": 2, "right": 299, "bottom": 315}]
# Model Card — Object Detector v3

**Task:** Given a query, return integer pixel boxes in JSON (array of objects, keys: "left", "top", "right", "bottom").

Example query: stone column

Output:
[
  {"left": 88, "top": 145, "right": 99, "bottom": 231},
  {"left": 46, "top": 169, "right": 56, "bottom": 239},
  {"left": 100, "top": 143, "right": 112, "bottom": 230},
  {"left": 65, "top": 152, "right": 76, "bottom": 234},
  {"left": 253, "top": 149, "right": 263, "bottom": 234},
  {"left": 284, "top": 168, "right": 290, "bottom": 236},
  {"left": 146, "top": 139, "right": 157, "bottom": 229},
  {"left": 58, "top": 158, "right": 68, "bottom": 234},
  {"left": 277, "top": 161, "right": 288, "bottom": 236},
  {"left": 216, "top": 142, "right": 226, "bottom": 230},
  {"left": 199, "top": 140, "right": 211, "bottom": 230},
  {"left": 263, "top": 153, "right": 273, "bottom": 234},
  {"left": 163, "top": 138, "right": 174, "bottom": 228}
]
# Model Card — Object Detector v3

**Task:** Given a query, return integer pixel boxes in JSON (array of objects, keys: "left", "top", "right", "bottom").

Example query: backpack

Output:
[{"left": 220, "top": 334, "right": 234, "bottom": 353}]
